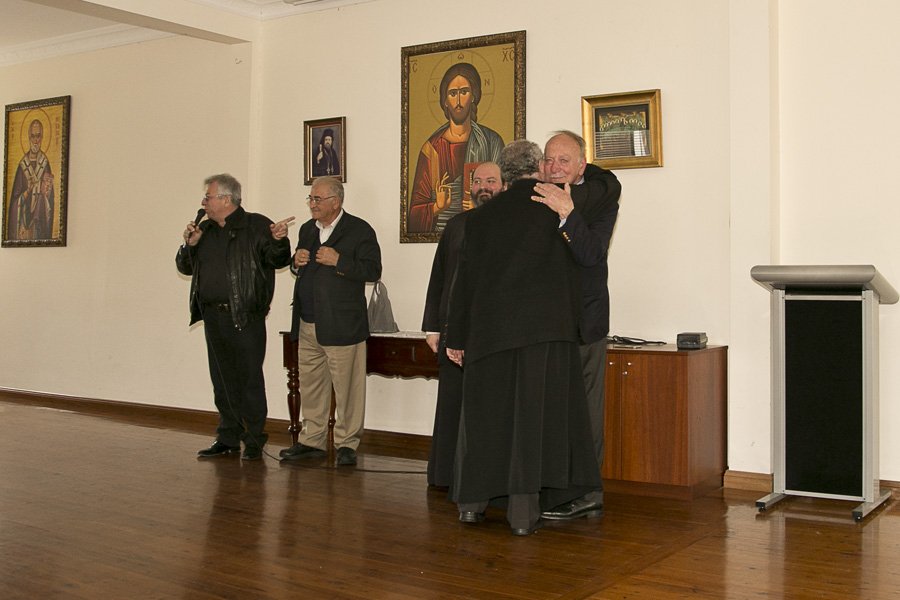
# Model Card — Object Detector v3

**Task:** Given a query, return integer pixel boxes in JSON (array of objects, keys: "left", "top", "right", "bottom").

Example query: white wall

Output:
[
  {"left": 727, "top": 0, "right": 779, "bottom": 476},
  {"left": 2, "top": 0, "right": 899, "bottom": 480},
  {"left": 258, "top": 0, "right": 733, "bottom": 434},
  {"left": 778, "top": 0, "right": 900, "bottom": 479},
  {"left": 0, "top": 35, "right": 257, "bottom": 409}
]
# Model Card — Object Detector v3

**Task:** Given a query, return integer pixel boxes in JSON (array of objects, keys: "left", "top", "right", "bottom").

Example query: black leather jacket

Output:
[{"left": 176, "top": 207, "right": 292, "bottom": 329}]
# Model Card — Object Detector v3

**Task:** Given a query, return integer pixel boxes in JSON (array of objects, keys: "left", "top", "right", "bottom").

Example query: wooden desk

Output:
[
  {"left": 280, "top": 332, "right": 303, "bottom": 444},
  {"left": 366, "top": 332, "right": 440, "bottom": 379},
  {"left": 280, "top": 332, "right": 439, "bottom": 444}
]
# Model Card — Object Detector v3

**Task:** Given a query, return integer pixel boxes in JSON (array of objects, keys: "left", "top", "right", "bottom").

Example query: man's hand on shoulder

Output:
[{"left": 532, "top": 182, "right": 574, "bottom": 220}]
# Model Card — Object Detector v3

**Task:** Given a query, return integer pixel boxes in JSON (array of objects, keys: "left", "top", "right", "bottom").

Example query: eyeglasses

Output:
[
  {"left": 307, "top": 195, "right": 336, "bottom": 205},
  {"left": 203, "top": 194, "right": 228, "bottom": 201}
]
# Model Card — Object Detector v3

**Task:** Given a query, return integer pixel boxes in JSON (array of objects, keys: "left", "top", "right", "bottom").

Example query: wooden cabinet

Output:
[{"left": 602, "top": 344, "right": 727, "bottom": 500}]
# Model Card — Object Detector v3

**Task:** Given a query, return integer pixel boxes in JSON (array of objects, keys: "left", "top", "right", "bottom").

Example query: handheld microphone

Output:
[{"left": 183, "top": 208, "right": 206, "bottom": 249}]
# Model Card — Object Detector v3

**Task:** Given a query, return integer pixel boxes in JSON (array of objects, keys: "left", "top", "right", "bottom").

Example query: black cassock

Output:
[{"left": 446, "top": 178, "right": 602, "bottom": 509}]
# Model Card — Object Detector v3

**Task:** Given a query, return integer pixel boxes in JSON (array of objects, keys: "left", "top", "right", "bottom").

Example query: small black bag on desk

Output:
[{"left": 368, "top": 281, "right": 399, "bottom": 333}]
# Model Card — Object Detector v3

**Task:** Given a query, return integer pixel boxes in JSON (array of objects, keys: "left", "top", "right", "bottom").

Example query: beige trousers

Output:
[{"left": 296, "top": 319, "right": 367, "bottom": 451}]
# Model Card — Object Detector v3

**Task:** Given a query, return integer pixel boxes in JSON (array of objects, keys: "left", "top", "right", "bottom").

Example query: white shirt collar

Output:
[{"left": 316, "top": 208, "right": 344, "bottom": 243}]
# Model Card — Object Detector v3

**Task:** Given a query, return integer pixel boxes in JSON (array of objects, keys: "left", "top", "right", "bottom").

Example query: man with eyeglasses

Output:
[
  {"left": 176, "top": 173, "right": 294, "bottom": 461},
  {"left": 281, "top": 178, "right": 382, "bottom": 467}
]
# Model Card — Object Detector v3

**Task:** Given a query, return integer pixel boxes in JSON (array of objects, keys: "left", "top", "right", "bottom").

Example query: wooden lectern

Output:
[{"left": 751, "top": 265, "right": 897, "bottom": 520}]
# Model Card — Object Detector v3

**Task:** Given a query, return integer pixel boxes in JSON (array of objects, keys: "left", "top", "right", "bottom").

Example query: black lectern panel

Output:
[{"left": 784, "top": 299, "right": 862, "bottom": 496}]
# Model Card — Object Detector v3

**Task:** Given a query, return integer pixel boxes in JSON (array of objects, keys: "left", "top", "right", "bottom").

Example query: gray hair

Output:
[
  {"left": 204, "top": 173, "right": 242, "bottom": 206},
  {"left": 311, "top": 177, "right": 344, "bottom": 205},
  {"left": 547, "top": 129, "right": 587, "bottom": 157},
  {"left": 499, "top": 140, "right": 543, "bottom": 184}
]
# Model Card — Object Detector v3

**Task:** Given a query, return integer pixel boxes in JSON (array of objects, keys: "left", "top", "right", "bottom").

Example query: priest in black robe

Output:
[{"left": 446, "top": 140, "right": 602, "bottom": 535}]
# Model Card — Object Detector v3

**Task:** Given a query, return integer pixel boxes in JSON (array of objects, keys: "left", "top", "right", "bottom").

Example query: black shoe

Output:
[
  {"left": 336, "top": 447, "right": 357, "bottom": 466},
  {"left": 540, "top": 498, "right": 604, "bottom": 521},
  {"left": 197, "top": 441, "right": 240, "bottom": 457},
  {"left": 241, "top": 446, "right": 263, "bottom": 460},
  {"left": 279, "top": 444, "right": 326, "bottom": 460},
  {"left": 458, "top": 511, "right": 485, "bottom": 523},
  {"left": 511, "top": 520, "right": 543, "bottom": 536}
]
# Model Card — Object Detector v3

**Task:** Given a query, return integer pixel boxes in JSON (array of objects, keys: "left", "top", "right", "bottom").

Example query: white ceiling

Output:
[
  {"left": 0, "top": 0, "right": 364, "bottom": 66},
  {"left": 2, "top": 0, "right": 120, "bottom": 48}
]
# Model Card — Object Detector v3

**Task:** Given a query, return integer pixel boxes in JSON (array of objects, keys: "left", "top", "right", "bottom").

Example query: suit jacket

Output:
[
  {"left": 562, "top": 164, "right": 621, "bottom": 344},
  {"left": 446, "top": 178, "right": 582, "bottom": 364},
  {"left": 290, "top": 211, "right": 382, "bottom": 346}
]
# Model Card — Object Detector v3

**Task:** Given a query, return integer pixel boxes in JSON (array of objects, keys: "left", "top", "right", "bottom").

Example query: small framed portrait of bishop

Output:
[{"left": 304, "top": 117, "right": 346, "bottom": 185}]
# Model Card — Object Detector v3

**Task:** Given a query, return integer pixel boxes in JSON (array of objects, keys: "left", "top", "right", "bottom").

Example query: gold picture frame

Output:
[
  {"left": 3, "top": 95, "right": 71, "bottom": 247},
  {"left": 582, "top": 89, "right": 662, "bottom": 170},
  {"left": 303, "top": 116, "right": 346, "bottom": 185},
  {"left": 401, "top": 31, "right": 526, "bottom": 243}
]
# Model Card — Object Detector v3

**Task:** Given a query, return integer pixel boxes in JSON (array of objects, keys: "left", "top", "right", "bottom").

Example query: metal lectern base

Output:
[
  {"left": 755, "top": 493, "right": 787, "bottom": 512},
  {"left": 756, "top": 490, "right": 892, "bottom": 521},
  {"left": 852, "top": 490, "right": 892, "bottom": 522}
]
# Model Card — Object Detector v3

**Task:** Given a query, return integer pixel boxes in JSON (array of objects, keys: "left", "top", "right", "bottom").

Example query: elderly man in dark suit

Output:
[
  {"left": 446, "top": 141, "right": 602, "bottom": 535},
  {"left": 533, "top": 130, "right": 621, "bottom": 520},
  {"left": 280, "top": 178, "right": 382, "bottom": 466}
]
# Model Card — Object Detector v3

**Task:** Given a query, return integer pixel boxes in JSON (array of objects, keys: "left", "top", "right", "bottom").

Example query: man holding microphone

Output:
[{"left": 176, "top": 173, "right": 293, "bottom": 461}]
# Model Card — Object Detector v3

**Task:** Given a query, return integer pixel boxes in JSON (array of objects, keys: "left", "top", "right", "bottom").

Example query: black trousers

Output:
[
  {"left": 459, "top": 494, "right": 539, "bottom": 530},
  {"left": 202, "top": 309, "right": 269, "bottom": 449},
  {"left": 580, "top": 339, "right": 607, "bottom": 502}
]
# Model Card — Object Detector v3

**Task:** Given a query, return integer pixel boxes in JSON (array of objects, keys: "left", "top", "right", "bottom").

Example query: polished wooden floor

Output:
[{"left": 2, "top": 398, "right": 899, "bottom": 599}]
